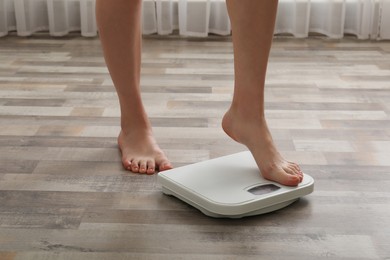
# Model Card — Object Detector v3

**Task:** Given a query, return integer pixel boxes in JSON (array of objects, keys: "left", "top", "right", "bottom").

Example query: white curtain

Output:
[{"left": 0, "top": 0, "right": 389, "bottom": 39}]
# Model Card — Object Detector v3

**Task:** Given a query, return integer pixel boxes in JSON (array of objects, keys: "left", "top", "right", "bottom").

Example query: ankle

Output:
[
  {"left": 120, "top": 119, "right": 152, "bottom": 137},
  {"left": 120, "top": 110, "right": 152, "bottom": 133},
  {"left": 228, "top": 103, "right": 266, "bottom": 122},
  {"left": 223, "top": 105, "right": 272, "bottom": 144}
]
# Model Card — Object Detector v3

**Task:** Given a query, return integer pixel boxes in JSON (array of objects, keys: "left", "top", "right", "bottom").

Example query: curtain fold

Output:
[{"left": 0, "top": 0, "right": 389, "bottom": 40}]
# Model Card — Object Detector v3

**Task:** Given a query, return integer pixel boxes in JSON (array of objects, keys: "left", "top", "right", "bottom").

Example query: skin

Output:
[{"left": 96, "top": 0, "right": 303, "bottom": 186}]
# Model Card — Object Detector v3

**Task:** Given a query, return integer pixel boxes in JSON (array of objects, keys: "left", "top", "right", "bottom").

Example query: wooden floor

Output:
[{"left": 0, "top": 33, "right": 389, "bottom": 260}]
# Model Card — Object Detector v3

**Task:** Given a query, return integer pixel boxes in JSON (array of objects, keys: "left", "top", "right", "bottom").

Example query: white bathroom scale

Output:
[{"left": 158, "top": 151, "right": 314, "bottom": 218}]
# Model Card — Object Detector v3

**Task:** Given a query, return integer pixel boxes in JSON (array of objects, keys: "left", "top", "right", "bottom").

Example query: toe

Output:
[
  {"left": 265, "top": 169, "right": 301, "bottom": 187},
  {"left": 289, "top": 162, "right": 301, "bottom": 171},
  {"left": 285, "top": 161, "right": 302, "bottom": 173},
  {"left": 284, "top": 165, "right": 294, "bottom": 174},
  {"left": 122, "top": 158, "right": 132, "bottom": 171},
  {"left": 159, "top": 161, "right": 173, "bottom": 172},
  {"left": 279, "top": 172, "right": 301, "bottom": 186},
  {"left": 131, "top": 159, "right": 140, "bottom": 173},
  {"left": 146, "top": 160, "right": 155, "bottom": 175},
  {"left": 156, "top": 155, "right": 173, "bottom": 172},
  {"left": 285, "top": 165, "right": 303, "bottom": 183},
  {"left": 139, "top": 160, "right": 147, "bottom": 174}
]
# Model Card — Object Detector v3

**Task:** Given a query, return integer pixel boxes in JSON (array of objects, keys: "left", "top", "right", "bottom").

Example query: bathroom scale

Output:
[{"left": 158, "top": 151, "right": 314, "bottom": 218}]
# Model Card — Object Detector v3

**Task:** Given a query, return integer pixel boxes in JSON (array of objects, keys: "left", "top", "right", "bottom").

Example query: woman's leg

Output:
[
  {"left": 223, "top": 0, "right": 303, "bottom": 186},
  {"left": 96, "top": 0, "right": 172, "bottom": 174}
]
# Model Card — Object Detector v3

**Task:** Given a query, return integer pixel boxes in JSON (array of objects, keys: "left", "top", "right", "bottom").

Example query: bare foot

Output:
[
  {"left": 222, "top": 108, "right": 303, "bottom": 186},
  {"left": 118, "top": 129, "right": 172, "bottom": 174}
]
